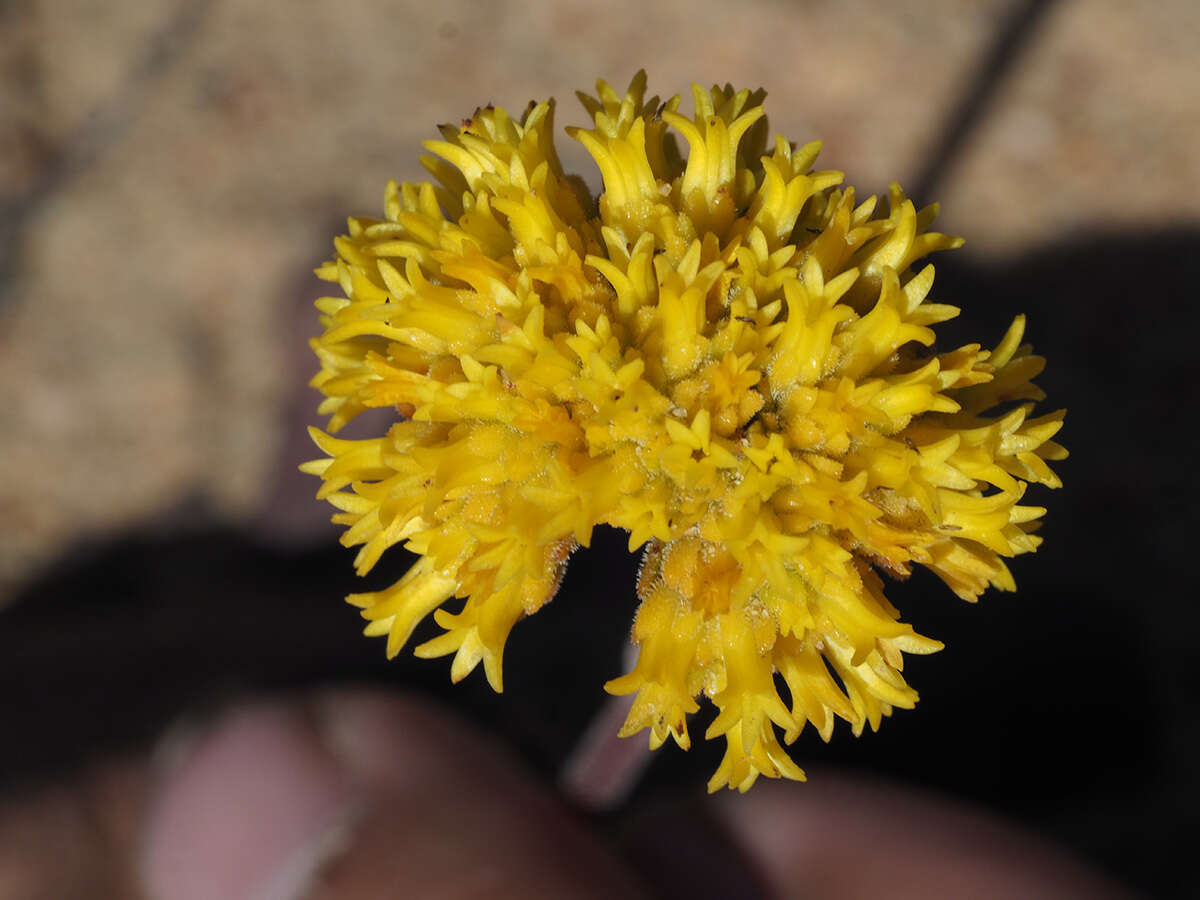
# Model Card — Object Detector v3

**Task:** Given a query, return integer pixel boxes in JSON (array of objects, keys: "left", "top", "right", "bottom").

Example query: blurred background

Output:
[{"left": 1, "top": 0, "right": 1197, "bottom": 896}]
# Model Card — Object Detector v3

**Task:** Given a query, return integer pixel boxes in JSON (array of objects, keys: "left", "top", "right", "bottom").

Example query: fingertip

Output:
[
  {"left": 310, "top": 689, "right": 473, "bottom": 790},
  {"left": 712, "top": 772, "right": 1136, "bottom": 900},
  {"left": 141, "top": 690, "right": 648, "bottom": 900},
  {"left": 140, "top": 701, "right": 355, "bottom": 900},
  {"left": 305, "top": 688, "right": 649, "bottom": 899}
]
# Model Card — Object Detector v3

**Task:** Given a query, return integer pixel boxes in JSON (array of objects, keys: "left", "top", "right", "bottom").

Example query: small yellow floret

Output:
[{"left": 304, "top": 72, "right": 1065, "bottom": 791}]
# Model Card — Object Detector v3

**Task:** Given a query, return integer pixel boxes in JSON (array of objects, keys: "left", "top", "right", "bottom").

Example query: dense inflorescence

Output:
[{"left": 303, "top": 73, "right": 1065, "bottom": 791}]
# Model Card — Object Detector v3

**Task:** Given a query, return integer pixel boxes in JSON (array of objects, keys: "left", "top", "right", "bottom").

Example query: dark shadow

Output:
[{"left": 0, "top": 516, "right": 639, "bottom": 787}]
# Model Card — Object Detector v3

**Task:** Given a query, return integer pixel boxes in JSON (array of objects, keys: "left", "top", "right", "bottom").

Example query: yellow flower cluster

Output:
[{"left": 303, "top": 73, "right": 1065, "bottom": 791}]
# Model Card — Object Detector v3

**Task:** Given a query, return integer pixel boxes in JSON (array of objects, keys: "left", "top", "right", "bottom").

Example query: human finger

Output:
[
  {"left": 713, "top": 772, "right": 1137, "bottom": 899},
  {"left": 140, "top": 689, "right": 647, "bottom": 900}
]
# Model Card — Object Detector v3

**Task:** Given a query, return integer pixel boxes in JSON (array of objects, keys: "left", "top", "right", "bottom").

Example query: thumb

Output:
[{"left": 140, "top": 689, "right": 646, "bottom": 900}]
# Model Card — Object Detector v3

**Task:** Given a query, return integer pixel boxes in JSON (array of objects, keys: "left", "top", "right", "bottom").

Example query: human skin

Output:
[{"left": 0, "top": 688, "right": 1138, "bottom": 899}]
